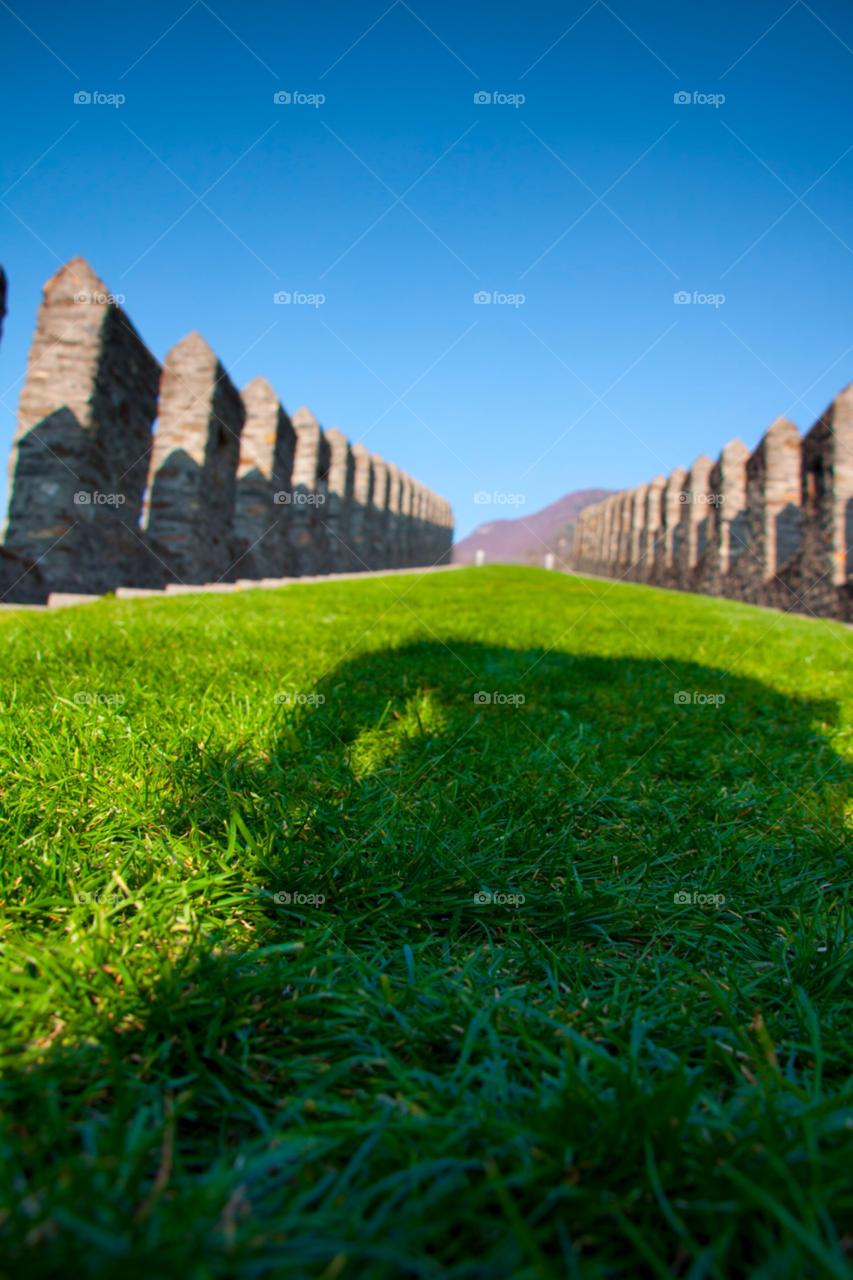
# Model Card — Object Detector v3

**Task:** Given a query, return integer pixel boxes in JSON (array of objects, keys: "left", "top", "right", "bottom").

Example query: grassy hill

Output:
[{"left": 1, "top": 566, "right": 852, "bottom": 1278}]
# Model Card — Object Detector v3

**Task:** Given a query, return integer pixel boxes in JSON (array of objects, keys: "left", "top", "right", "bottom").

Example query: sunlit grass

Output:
[{"left": 1, "top": 566, "right": 852, "bottom": 1277}]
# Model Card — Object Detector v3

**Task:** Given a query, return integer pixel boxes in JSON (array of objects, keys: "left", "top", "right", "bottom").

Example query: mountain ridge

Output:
[{"left": 452, "top": 489, "right": 615, "bottom": 565}]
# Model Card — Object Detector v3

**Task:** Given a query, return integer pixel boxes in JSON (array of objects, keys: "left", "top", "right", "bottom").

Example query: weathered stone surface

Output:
[
  {"left": 568, "top": 390, "right": 839, "bottom": 623},
  {"left": 640, "top": 476, "right": 666, "bottom": 580},
  {"left": 728, "top": 419, "right": 801, "bottom": 606},
  {"left": 384, "top": 463, "right": 402, "bottom": 569},
  {"left": 611, "top": 492, "right": 625, "bottom": 566},
  {"left": 0, "top": 543, "right": 47, "bottom": 605},
  {"left": 423, "top": 489, "right": 437, "bottom": 565},
  {"left": 614, "top": 490, "right": 631, "bottom": 569},
  {"left": 626, "top": 483, "right": 648, "bottom": 578},
  {"left": 346, "top": 444, "right": 373, "bottom": 570},
  {"left": 676, "top": 455, "right": 714, "bottom": 588},
  {"left": 576, "top": 501, "right": 603, "bottom": 570},
  {"left": 369, "top": 454, "right": 389, "bottom": 569},
  {"left": 621, "top": 488, "right": 637, "bottom": 572},
  {"left": 652, "top": 467, "right": 687, "bottom": 586},
  {"left": 1, "top": 262, "right": 452, "bottom": 592},
  {"left": 323, "top": 428, "right": 354, "bottom": 571},
  {"left": 701, "top": 439, "right": 749, "bottom": 593},
  {"left": 143, "top": 331, "right": 244, "bottom": 584},
  {"left": 597, "top": 494, "right": 613, "bottom": 567},
  {"left": 597, "top": 497, "right": 613, "bottom": 566},
  {"left": 439, "top": 497, "right": 454, "bottom": 564},
  {"left": 797, "top": 385, "right": 853, "bottom": 618},
  {"left": 397, "top": 472, "right": 413, "bottom": 567},
  {"left": 287, "top": 407, "right": 330, "bottom": 576},
  {"left": 234, "top": 377, "right": 296, "bottom": 580},
  {"left": 604, "top": 492, "right": 619, "bottom": 568},
  {"left": 3, "top": 258, "right": 160, "bottom": 598},
  {"left": 412, "top": 482, "right": 427, "bottom": 565}
]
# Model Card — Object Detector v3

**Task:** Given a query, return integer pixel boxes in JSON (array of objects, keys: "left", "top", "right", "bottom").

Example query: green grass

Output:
[{"left": 1, "top": 564, "right": 853, "bottom": 1278}]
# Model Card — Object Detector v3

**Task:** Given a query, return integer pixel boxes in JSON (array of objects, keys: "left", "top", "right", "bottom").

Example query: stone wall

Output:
[
  {"left": 572, "top": 383, "right": 853, "bottom": 621},
  {"left": 234, "top": 376, "right": 296, "bottom": 581},
  {"left": 0, "top": 258, "right": 454, "bottom": 602},
  {"left": 2, "top": 258, "right": 161, "bottom": 599}
]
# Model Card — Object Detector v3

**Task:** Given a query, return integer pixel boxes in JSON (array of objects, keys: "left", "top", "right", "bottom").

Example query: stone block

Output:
[
  {"left": 701, "top": 439, "right": 749, "bottom": 594},
  {"left": 234, "top": 377, "right": 296, "bottom": 580},
  {"left": 744, "top": 418, "right": 801, "bottom": 607},
  {"left": 346, "top": 444, "right": 373, "bottom": 571},
  {"left": 410, "top": 482, "right": 426, "bottom": 566},
  {"left": 143, "top": 331, "right": 245, "bottom": 585},
  {"left": 397, "top": 472, "right": 413, "bottom": 567},
  {"left": 676, "top": 454, "right": 714, "bottom": 588},
  {"left": 369, "top": 454, "right": 389, "bottom": 569},
  {"left": 2, "top": 257, "right": 160, "bottom": 599},
  {"left": 614, "top": 491, "right": 631, "bottom": 569},
  {"left": 627, "top": 483, "right": 649, "bottom": 579},
  {"left": 287, "top": 407, "right": 330, "bottom": 575},
  {"left": 640, "top": 476, "right": 666, "bottom": 580},
  {"left": 798, "top": 384, "right": 853, "bottom": 617},
  {"left": 47, "top": 592, "right": 100, "bottom": 607},
  {"left": 323, "top": 427, "right": 354, "bottom": 571},
  {"left": 650, "top": 467, "right": 687, "bottom": 586},
  {"left": 385, "top": 462, "right": 402, "bottom": 568}
]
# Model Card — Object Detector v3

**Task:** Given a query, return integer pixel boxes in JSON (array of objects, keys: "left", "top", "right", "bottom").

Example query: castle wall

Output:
[
  {"left": 3, "top": 258, "right": 160, "bottom": 598},
  {"left": 234, "top": 376, "right": 296, "bottom": 580},
  {"left": 568, "top": 382, "right": 853, "bottom": 621},
  {"left": 143, "top": 331, "right": 245, "bottom": 584},
  {"left": 0, "top": 258, "right": 454, "bottom": 601}
]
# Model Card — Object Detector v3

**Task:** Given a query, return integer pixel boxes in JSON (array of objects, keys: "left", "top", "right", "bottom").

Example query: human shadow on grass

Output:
[
  {"left": 161, "top": 638, "right": 853, "bottom": 954},
  {"left": 261, "top": 638, "right": 851, "bottom": 860},
  {"left": 122, "top": 639, "right": 853, "bottom": 1152},
  {"left": 5, "top": 643, "right": 853, "bottom": 1276}
]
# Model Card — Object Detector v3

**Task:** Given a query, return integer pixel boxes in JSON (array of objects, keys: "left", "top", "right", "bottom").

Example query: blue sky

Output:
[{"left": 2, "top": 0, "right": 853, "bottom": 539}]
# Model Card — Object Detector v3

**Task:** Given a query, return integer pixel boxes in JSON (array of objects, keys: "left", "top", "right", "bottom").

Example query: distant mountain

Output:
[{"left": 452, "top": 489, "right": 614, "bottom": 566}]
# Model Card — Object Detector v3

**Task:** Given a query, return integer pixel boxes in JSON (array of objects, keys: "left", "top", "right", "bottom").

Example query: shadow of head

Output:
[{"left": 178, "top": 640, "right": 850, "bottom": 876}]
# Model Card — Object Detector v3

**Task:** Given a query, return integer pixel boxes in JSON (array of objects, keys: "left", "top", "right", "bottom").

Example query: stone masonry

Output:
[
  {"left": 2, "top": 258, "right": 161, "bottom": 598},
  {"left": 233, "top": 376, "right": 296, "bottom": 581},
  {"left": 287, "top": 407, "right": 330, "bottom": 577},
  {"left": 323, "top": 427, "right": 354, "bottom": 573},
  {"left": 0, "top": 258, "right": 454, "bottom": 602},
  {"left": 571, "top": 380, "right": 853, "bottom": 621},
  {"left": 143, "top": 331, "right": 245, "bottom": 585}
]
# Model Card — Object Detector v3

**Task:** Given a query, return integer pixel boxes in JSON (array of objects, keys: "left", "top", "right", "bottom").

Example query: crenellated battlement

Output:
[
  {"left": 572, "top": 384, "right": 853, "bottom": 621},
  {"left": 0, "top": 259, "right": 453, "bottom": 603}
]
